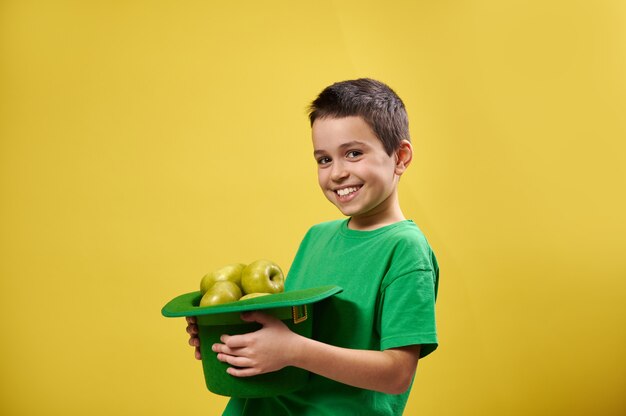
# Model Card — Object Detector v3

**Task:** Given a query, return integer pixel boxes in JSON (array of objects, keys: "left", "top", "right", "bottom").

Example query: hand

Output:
[
  {"left": 185, "top": 316, "right": 202, "bottom": 360},
  {"left": 212, "top": 311, "right": 300, "bottom": 377}
]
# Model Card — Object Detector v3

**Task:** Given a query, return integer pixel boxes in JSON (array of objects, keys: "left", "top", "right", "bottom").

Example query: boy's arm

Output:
[{"left": 212, "top": 311, "right": 420, "bottom": 395}]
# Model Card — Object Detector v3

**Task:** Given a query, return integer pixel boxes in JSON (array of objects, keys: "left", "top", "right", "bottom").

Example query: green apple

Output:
[
  {"left": 241, "top": 259, "right": 284, "bottom": 295},
  {"left": 239, "top": 292, "right": 271, "bottom": 301},
  {"left": 199, "top": 281, "right": 242, "bottom": 306},
  {"left": 200, "top": 263, "right": 246, "bottom": 294}
]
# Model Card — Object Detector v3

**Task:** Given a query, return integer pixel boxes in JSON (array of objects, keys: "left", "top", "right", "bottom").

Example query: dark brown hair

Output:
[{"left": 308, "top": 78, "right": 410, "bottom": 155}]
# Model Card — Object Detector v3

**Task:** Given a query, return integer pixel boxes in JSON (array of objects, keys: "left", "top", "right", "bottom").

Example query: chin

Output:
[
  {"left": 336, "top": 206, "right": 360, "bottom": 217},
  {"left": 326, "top": 195, "right": 365, "bottom": 217}
]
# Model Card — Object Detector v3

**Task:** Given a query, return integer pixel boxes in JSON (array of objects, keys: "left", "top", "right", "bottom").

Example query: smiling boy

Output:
[
  {"left": 312, "top": 115, "right": 412, "bottom": 230},
  {"left": 186, "top": 78, "right": 439, "bottom": 415}
]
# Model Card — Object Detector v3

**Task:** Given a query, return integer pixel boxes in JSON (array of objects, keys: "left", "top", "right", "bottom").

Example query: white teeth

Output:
[{"left": 337, "top": 187, "right": 358, "bottom": 196}]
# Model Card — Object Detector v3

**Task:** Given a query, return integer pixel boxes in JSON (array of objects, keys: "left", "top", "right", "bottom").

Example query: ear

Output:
[{"left": 394, "top": 140, "right": 413, "bottom": 176}]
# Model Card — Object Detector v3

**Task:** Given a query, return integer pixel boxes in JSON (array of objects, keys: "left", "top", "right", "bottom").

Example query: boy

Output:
[{"left": 186, "top": 78, "right": 439, "bottom": 415}]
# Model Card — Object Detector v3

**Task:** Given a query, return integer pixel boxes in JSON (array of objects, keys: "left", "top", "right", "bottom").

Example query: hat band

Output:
[{"left": 197, "top": 305, "right": 309, "bottom": 326}]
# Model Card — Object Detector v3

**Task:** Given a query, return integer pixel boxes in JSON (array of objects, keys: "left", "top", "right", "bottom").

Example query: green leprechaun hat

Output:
[{"left": 162, "top": 285, "right": 343, "bottom": 398}]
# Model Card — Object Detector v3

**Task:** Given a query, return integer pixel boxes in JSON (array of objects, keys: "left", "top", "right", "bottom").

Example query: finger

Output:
[
  {"left": 186, "top": 316, "right": 197, "bottom": 324},
  {"left": 216, "top": 353, "right": 253, "bottom": 369},
  {"left": 212, "top": 342, "right": 245, "bottom": 357},
  {"left": 220, "top": 334, "right": 250, "bottom": 349},
  {"left": 195, "top": 347, "right": 202, "bottom": 360},
  {"left": 188, "top": 336, "right": 200, "bottom": 347},
  {"left": 226, "top": 366, "right": 260, "bottom": 378},
  {"left": 186, "top": 324, "right": 198, "bottom": 335}
]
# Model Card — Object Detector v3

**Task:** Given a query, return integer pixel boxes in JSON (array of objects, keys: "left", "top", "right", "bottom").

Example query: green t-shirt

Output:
[{"left": 223, "top": 219, "right": 439, "bottom": 415}]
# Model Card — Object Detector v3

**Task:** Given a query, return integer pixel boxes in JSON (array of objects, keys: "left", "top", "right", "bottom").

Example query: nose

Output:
[{"left": 330, "top": 160, "right": 349, "bottom": 182}]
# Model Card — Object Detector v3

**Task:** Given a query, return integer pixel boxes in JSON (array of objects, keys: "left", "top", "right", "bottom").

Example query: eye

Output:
[
  {"left": 346, "top": 150, "right": 363, "bottom": 159},
  {"left": 316, "top": 156, "right": 332, "bottom": 165}
]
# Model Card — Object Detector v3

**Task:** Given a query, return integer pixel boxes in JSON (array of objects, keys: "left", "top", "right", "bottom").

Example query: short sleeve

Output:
[{"left": 378, "top": 268, "right": 438, "bottom": 358}]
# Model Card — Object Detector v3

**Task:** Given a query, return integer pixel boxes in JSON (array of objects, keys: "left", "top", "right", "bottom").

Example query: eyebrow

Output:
[{"left": 313, "top": 140, "right": 369, "bottom": 157}]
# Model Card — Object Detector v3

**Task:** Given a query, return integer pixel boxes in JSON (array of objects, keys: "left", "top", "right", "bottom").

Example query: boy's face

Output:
[{"left": 312, "top": 116, "right": 408, "bottom": 227}]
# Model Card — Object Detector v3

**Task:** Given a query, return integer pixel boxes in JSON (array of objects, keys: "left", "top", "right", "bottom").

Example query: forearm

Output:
[
  {"left": 213, "top": 312, "right": 421, "bottom": 393},
  {"left": 289, "top": 335, "right": 420, "bottom": 394}
]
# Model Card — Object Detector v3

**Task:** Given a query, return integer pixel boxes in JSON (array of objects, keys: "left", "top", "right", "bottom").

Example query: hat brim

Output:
[{"left": 161, "top": 285, "right": 343, "bottom": 318}]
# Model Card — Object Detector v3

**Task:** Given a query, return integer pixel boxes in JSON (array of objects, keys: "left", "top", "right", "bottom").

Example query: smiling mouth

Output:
[{"left": 335, "top": 185, "right": 362, "bottom": 197}]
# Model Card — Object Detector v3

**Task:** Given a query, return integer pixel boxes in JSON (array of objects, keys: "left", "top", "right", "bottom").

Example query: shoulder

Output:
[
  {"left": 385, "top": 221, "right": 438, "bottom": 276},
  {"left": 390, "top": 220, "right": 428, "bottom": 243},
  {"left": 387, "top": 221, "right": 432, "bottom": 256},
  {"left": 305, "top": 219, "right": 345, "bottom": 237},
  {"left": 294, "top": 219, "right": 345, "bottom": 252}
]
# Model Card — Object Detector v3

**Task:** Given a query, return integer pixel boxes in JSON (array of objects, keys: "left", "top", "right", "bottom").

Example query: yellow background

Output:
[{"left": 1, "top": 1, "right": 625, "bottom": 414}]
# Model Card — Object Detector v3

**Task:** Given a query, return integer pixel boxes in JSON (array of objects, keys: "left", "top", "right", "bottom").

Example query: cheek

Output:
[
  {"left": 372, "top": 159, "right": 396, "bottom": 181},
  {"left": 317, "top": 169, "right": 327, "bottom": 188}
]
